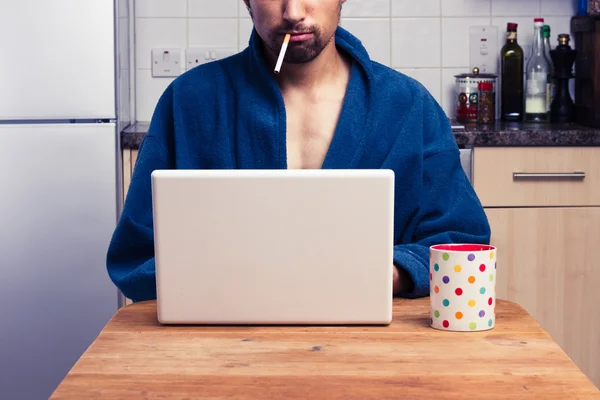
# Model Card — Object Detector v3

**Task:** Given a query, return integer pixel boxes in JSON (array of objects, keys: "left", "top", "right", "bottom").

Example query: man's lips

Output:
[{"left": 284, "top": 32, "right": 314, "bottom": 42}]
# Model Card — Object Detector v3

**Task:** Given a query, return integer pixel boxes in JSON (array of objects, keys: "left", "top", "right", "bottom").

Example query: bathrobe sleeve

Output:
[
  {"left": 106, "top": 87, "right": 175, "bottom": 302},
  {"left": 392, "top": 96, "right": 491, "bottom": 299}
]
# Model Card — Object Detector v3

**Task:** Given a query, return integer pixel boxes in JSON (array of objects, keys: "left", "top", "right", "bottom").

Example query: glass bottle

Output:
[
  {"left": 500, "top": 23, "right": 524, "bottom": 121},
  {"left": 543, "top": 25, "right": 555, "bottom": 114},
  {"left": 525, "top": 18, "right": 551, "bottom": 122}
]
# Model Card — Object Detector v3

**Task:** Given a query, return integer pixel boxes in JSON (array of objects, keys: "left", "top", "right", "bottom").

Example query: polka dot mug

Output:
[{"left": 430, "top": 244, "right": 496, "bottom": 332}]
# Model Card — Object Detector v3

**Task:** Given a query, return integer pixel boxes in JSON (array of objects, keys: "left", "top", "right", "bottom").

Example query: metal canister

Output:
[{"left": 455, "top": 67, "right": 497, "bottom": 122}]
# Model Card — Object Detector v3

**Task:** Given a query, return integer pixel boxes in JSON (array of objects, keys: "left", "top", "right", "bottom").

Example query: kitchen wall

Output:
[{"left": 133, "top": 0, "right": 576, "bottom": 122}]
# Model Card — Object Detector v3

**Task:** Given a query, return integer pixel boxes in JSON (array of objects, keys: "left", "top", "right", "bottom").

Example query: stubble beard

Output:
[{"left": 253, "top": 4, "right": 341, "bottom": 64}]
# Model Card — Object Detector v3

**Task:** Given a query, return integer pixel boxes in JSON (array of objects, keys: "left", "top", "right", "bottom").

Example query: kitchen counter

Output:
[{"left": 121, "top": 121, "right": 600, "bottom": 149}]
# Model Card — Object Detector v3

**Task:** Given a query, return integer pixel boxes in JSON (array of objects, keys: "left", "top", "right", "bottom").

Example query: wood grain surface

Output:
[{"left": 51, "top": 299, "right": 600, "bottom": 399}]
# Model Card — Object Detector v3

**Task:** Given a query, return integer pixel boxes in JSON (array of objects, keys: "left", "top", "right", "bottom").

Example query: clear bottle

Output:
[
  {"left": 525, "top": 18, "right": 552, "bottom": 122},
  {"left": 543, "top": 25, "right": 555, "bottom": 114}
]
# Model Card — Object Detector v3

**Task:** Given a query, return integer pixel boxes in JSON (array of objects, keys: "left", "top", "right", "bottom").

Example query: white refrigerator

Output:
[{"left": 0, "top": 1, "right": 130, "bottom": 398}]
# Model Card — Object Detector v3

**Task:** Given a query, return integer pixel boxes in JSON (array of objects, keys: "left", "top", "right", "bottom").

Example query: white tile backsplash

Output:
[
  {"left": 188, "top": 0, "right": 238, "bottom": 18},
  {"left": 135, "top": 18, "right": 186, "bottom": 69},
  {"left": 396, "top": 68, "right": 442, "bottom": 104},
  {"left": 239, "top": 18, "right": 254, "bottom": 51},
  {"left": 136, "top": 69, "right": 175, "bottom": 122},
  {"left": 392, "top": 0, "right": 440, "bottom": 17},
  {"left": 442, "top": 17, "right": 491, "bottom": 67},
  {"left": 188, "top": 19, "right": 238, "bottom": 48},
  {"left": 342, "top": 0, "right": 390, "bottom": 17},
  {"left": 135, "top": 0, "right": 186, "bottom": 18},
  {"left": 541, "top": 0, "right": 577, "bottom": 16},
  {"left": 442, "top": 0, "right": 492, "bottom": 17},
  {"left": 340, "top": 18, "right": 391, "bottom": 65},
  {"left": 544, "top": 16, "right": 574, "bottom": 42},
  {"left": 133, "top": 0, "right": 576, "bottom": 120},
  {"left": 392, "top": 18, "right": 441, "bottom": 68},
  {"left": 492, "top": 0, "right": 541, "bottom": 16}
]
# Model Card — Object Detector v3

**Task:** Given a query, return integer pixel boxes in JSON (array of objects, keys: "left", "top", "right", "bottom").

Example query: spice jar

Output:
[
  {"left": 455, "top": 67, "right": 497, "bottom": 122},
  {"left": 477, "top": 81, "right": 495, "bottom": 124},
  {"left": 589, "top": 0, "right": 600, "bottom": 14}
]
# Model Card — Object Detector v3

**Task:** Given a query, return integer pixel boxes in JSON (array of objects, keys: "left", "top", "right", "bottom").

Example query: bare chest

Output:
[{"left": 284, "top": 96, "right": 345, "bottom": 170}]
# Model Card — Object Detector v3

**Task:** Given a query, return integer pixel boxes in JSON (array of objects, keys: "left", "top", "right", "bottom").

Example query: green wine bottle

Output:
[{"left": 500, "top": 23, "right": 524, "bottom": 121}]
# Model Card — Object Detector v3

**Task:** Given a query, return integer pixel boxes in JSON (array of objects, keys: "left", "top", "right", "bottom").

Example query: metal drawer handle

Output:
[{"left": 513, "top": 172, "right": 586, "bottom": 180}]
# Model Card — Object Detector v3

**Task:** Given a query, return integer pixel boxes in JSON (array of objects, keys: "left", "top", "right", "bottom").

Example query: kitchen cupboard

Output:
[
  {"left": 473, "top": 146, "right": 600, "bottom": 389},
  {"left": 121, "top": 148, "right": 138, "bottom": 306},
  {"left": 122, "top": 148, "right": 138, "bottom": 202}
]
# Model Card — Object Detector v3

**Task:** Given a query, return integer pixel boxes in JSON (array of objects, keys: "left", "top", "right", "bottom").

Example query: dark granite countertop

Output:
[{"left": 121, "top": 120, "right": 600, "bottom": 149}]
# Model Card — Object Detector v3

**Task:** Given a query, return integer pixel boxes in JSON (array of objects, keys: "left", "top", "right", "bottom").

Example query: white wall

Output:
[{"left": 133, "top": 0, "right": 576, "bottom": 121}]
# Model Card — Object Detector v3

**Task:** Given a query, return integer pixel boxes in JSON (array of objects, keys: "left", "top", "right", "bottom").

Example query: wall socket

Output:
[
  {"left": 469, "top": 26, "right": 498, "bottom": 74},
  {"left": 186, "top": 48, "right": 237, "bottom": 70},
  {"left": 151, "top": 48, "right": 182, "bottom": 77}
]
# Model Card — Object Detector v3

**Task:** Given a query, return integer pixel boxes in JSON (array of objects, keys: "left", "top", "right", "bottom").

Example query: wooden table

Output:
[{"left": 51, "top": 299, "right": 600, "bottom": 399}]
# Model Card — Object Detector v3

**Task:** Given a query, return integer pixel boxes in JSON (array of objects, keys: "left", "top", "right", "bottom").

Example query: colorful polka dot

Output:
[
  {"left": 479, "top": 264, "right": 486, "bottom": 272},
  {"left": 454, "top": 265, "right": 462, "bottom": 273},
  {"left": 480, "top": 287, "right": 486, "bottom": 295},
  {"left": 443, "top": 253, "right": 449, "bottom": 261},
  {"left": 443, "top": 299, "right": 450, "bottom": 307},
  {"left": 494, "top": 284, "right": 496, "bottom": 293},
  {"left": 468, "top": 299, "right": 476, "bottom": 307},
  {"left": 495, "top": 262, "right": 497, "bottom": 269},
  {"left": 443, "top": 320, "right": 450, "bottom": 328},
  {"left": 488, "top": 319, "right": 493, "bottom": 327},
  {"left": 434, "top": 310, "right": 440, "bottom": 318},
  {"left": 489, "top": 274, "right": 494, "bottom": 282},
  {"left": 455, "top": 288, "right": 463, "bottom": 296},
  {"left": 430, "top": 273, "right": 432, "bottom": 281},
  {"left": 455, "top": 312, "right": 463, "bottom": 319},
  {"left": 443, "top": 276, "right": 450, "bottom": 284},
  {"left": 430, "top": 318, "right": 433, "bottom": 325},
  {"left": 469, "top": 322, "right": 477, "bottom": 330},
  {"left": 490, "top": 251, "right": 494, "bottom": 259},
  {"left": 434, "top": 264, "right": 440, "bottom": 272},
  {"left": 468, "top": 276, "right": 476, "bottom": 284},
  {"left": 468, "top": 253, "right": 475, "bottom": 262},
  {"left": 488, "top": 297, "right": 493, "bottom": 306},
  {"left": 434, "top": 285, "right": 440, "bottom": 294},
  {"left": 479, "top": 310, "right": 486, "bottom": 317}
]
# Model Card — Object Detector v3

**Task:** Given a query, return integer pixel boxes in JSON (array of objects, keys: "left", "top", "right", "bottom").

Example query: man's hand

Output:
[{"left": 393, "top": 265, "right": 412, "bottom": 295}]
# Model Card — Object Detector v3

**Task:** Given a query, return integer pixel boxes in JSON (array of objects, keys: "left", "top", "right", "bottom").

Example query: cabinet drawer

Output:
[{"left": 473, "top": 147, "right": 600, "bottom": 207}]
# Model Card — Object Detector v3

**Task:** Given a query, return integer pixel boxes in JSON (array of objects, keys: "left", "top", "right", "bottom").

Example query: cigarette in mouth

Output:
[{"left": 274, "top": 33, "right": 290, "bottom": 74}]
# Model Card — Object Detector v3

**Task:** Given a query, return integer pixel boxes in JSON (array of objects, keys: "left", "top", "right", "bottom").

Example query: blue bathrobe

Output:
[{"left": 106, "top": 27, "right": 491, "bottom": 303}]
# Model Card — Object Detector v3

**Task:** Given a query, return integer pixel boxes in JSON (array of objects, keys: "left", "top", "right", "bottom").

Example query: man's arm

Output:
[
  {"left": 392, "top": 96, "right": 491, "bottom": 299},
  {"left": 106, "top": 88, "right": 174, "bottom": 302}
]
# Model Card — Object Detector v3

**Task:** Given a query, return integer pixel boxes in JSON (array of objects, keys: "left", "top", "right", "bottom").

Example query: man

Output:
[{"left": 106, "top": 0, "right": 491, "bottom": 303}]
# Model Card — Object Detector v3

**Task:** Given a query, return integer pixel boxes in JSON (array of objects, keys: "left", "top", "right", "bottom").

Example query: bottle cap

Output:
[
  {"left": 558, "top": 33, "right": 571, "bottom": 46},
  {"left": 543, "top": 25, "right": 551, "bottom": 37},
  {"left": 478, "top": 82, "right": 493, "bottom": 91},
  {"left": 507, "top": 22, "right": 518, "bottom": 31},
  {"left": 535, "top": 18, "right": 545, "bottom": 23}
]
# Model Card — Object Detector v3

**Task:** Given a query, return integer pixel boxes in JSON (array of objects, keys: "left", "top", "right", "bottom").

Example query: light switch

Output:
[
  {"left": 186, "top": 48, "right": 238, "bottom": 71},
  {"left": 469, "top": 26, "right": 498, "bottom": 74},
  {"left": 152, "top": 48, "right": 182, "bottom": 77}
]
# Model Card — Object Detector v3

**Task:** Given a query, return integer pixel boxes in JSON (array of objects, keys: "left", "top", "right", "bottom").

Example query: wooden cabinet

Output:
[
  {"left": 473, "top": 146, "right": 600, "bottom": 388},
  {"left": 121, "top": 148, "right": 138, "bottom": 306},
  {"left": 122, "top": 148, "right": 138, "bottom": 201}
]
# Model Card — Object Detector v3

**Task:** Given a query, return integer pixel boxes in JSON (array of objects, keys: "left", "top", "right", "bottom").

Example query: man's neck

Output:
[{"left": 266, "top": 40, "right": 349, "bottom": 91}]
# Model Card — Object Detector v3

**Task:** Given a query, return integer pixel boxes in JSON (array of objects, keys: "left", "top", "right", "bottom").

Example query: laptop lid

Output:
[{"left": 151, "top": 169, "right": 394, "bottom": 325}]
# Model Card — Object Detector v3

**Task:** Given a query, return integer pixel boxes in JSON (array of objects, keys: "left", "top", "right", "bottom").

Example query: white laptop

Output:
[{"left": 151, "top": 169, "right": 394, "bottom": 325}]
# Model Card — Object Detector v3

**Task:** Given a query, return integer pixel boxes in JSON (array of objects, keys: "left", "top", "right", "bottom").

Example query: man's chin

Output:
[{"left": 284, "top": 47, "right": 322, "bottom": 64}]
